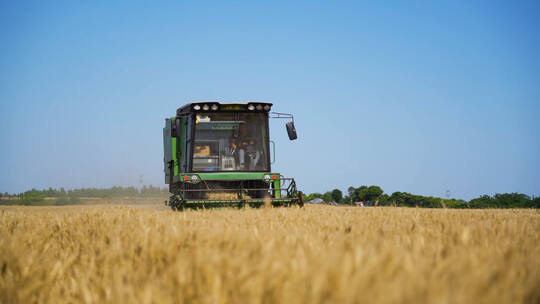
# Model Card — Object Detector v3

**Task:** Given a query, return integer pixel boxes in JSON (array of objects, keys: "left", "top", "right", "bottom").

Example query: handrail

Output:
[
  {"left": 187, "top": 177, "right": 295, "bottom": 182},
  {"left": 270, "top": 140, "right": 276, "bottom": 164},
  {"left": 270, "top": 112, "right": 294, "bottom": 123}
]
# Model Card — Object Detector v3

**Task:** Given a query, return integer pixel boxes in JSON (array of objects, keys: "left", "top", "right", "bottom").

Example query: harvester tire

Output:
[{"left": 169, "top": 195, "right": 185, "bottom": 211}]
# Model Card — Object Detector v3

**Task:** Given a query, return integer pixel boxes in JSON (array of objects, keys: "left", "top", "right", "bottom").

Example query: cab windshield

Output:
[{"left": 192, "top": 112, "right": 269, "bottom": 172}]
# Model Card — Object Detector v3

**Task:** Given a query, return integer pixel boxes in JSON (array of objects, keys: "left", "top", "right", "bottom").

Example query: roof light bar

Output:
[{"left": 193, "top": 103, "right": 270, "bottom": 112}]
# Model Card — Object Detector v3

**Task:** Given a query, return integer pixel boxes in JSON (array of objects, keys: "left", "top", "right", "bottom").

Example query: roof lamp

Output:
[
  {"left": 263, "top": 105, "right": 271, "bottom": 111},
  {"left": 202, "top": 104, "right": 210, "bottom": 111},
  {"left": 256, "top": 104, "right": 263, "bottom": 110},
  {"left": 211, "top": 104, "right": 218, "bottom": 111},
  {"left": 248, "top": 105, "right": 255, "bottom": 110},
  {"left": 193, "top": 105, "right": 201, "bottom": 110}
]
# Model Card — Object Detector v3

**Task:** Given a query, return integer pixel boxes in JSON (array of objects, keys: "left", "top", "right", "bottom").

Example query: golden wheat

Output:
[{"left": 0, "top": 205, "right": 538, "bottom": 304}]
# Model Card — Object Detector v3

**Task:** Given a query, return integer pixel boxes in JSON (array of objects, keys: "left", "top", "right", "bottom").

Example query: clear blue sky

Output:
[{"left": 1, "top": 1, "right": 539, "bottom": 200}]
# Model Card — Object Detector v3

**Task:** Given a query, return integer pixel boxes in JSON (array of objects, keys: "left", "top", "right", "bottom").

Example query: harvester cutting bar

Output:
[
  {"left": 183, "top": 198, "right": 299, "bottom": 205},
  {"left": 179, "top": 188, "right": 290, "bottom": 192},
  {"left": 167, "top": 177, "right": 302, "bottom": 209}
]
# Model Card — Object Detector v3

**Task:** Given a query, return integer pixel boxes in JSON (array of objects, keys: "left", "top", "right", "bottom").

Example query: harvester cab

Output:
[{"left": 163, "top": 102, "right": 303, "bottom": 210}]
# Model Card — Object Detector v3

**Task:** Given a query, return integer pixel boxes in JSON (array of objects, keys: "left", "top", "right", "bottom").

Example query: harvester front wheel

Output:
[{"left": 169, "top": 195, "right": 185, "bottom": 211}]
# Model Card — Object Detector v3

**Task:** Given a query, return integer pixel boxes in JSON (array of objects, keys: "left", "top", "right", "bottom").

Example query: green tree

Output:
[
  {"left": 378, "top": 194, "right": 391, "bottom": 206},
  {"left": 350, "top": 186, "right": 367, "bottom": 202},
  {"left": 468, "top": 193, "right": 535, "bottom": 208},
  {"left": 493, "top": 193, "right": 530, "bottom": 208},
  {"left": 366, "top": 186, "right": 383, "bottom": 202},
  {"left": 532, "top": 196, "right": 540, "bottom": 208},
  {"left": 20, "top": 189, "right": 46, "bottom": 206},
  {"left": 331, "top": 189, "right": 343, "bottom": 203},
  {"left": 322, "top": 191, "right": 333, "bottom": 203},
  {"left": 469, "top": 195, "right": 494, "bottom": 208},
  {"left": 353, "top": 185, "right": 383, "bottom": 203}
]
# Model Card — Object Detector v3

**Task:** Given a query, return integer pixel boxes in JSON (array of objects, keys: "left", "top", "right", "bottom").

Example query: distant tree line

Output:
[
  {"left": 305, "top": 185, "right": 539, "bottom": 208},
  {"left": 2, "top": 185, "right": 538, "bottom": 208},
  {"left": 0, "top": 185, "right": 169, "bottom": 206}
]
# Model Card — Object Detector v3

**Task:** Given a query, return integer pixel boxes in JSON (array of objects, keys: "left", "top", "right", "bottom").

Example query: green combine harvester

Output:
[{"left": 163, "top": 102, "right": 303, "bottom": 210}]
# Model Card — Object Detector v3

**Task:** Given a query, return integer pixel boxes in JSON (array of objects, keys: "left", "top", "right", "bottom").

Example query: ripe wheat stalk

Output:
[{"left": 0, "top": 205, "right": 538, "bottom": 303}]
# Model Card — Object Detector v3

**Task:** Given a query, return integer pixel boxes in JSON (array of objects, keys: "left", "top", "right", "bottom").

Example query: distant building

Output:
[{"left": 307, "top": 198, "right": 324, "bottom": 204}]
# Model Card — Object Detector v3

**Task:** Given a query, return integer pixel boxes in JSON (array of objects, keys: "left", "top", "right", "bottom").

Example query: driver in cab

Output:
[{"left": 230, "top": 124, "right": 261, "bottom": 170}]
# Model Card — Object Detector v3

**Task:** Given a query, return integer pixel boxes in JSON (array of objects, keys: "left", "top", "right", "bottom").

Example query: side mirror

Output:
[{"left": 286, "top": 121, "right": 297, "bottom": 140}]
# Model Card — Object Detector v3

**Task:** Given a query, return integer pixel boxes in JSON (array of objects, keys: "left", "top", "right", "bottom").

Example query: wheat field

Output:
[{"left": 0, "top": 205, "right": 538, "bottom": 304}]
